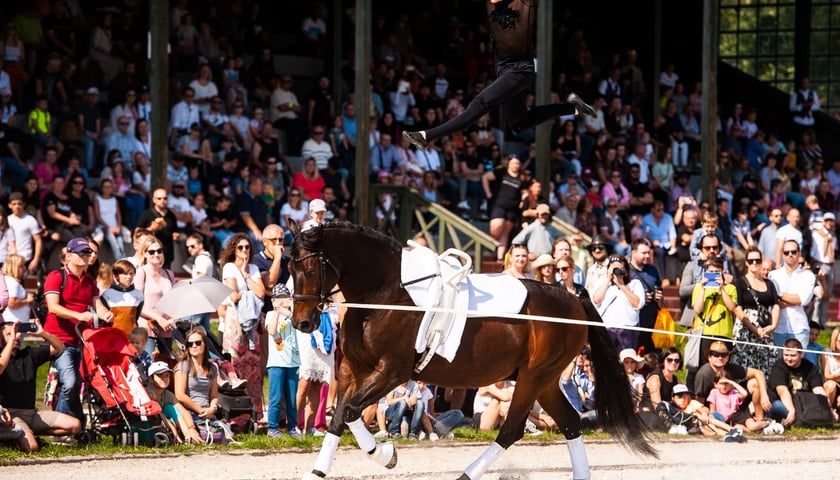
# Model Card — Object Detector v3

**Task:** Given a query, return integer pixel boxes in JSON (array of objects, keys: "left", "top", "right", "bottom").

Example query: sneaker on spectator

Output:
[
  {"left": 407, "top": 433, "right": 418, "bottom": 440},
  {"left": 373, "top": 430, "right": 388, "bottom": 439},
  {"left": 444, "top": 432, "right": 455, "bottom": 440},
  {"left": 722, "top": 428, "right": 744, "bottom": 443},
  {"left": 289, "top": 428, "right": 303, "bottom": 439},
  {"left": 457, "top": 200, "right": 470, "bottom": 210},
  {"left": 417, "top": 431, "right": 427, "bottom": 441},
  {"left": 308, "top": 429, "right": 325, "bottom": 437},
  {"left": 762, "top": 420, "right": 785, "bottom": 435},
  {"left": 429, "top": 432, "right": 439, "bottom": 441},
  {"left": 524, "top": 420, "right": 542, "bottom": 436},
  {"left": 479, "top": 200, "right": 488, "bottom": 212},
  {"left": 668, "top": 424, "right": 688, "bottom": 435},
  {"left": 53, "top": 435, "right": 77, "bottom": 446},
  {"left": 267, "top": 429, "right": 282, "bottom": 438}
]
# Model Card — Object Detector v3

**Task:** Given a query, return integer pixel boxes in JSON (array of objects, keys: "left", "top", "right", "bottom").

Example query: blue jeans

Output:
[
  {"left": 768, "top": 399, "right": 789, "bottom": 421},
  {"left": 79, "top": 133, "right": 96, "bottom": 171},
  {"left": 124, "top": 193, "right": 147, "bottom": 230},
  {"left": 267, "top": 366, "right": 299, "bottom": 431},
  {"left": 54, "top": 345, "right": 84, "bottom": 422},
  {"left": 96, "top": 225, "right": 127, "bottom": 259},
  {"left": 432, "top": 409, "right": 465, "bottom": 436},
  {"left": 385, "top": 399, "right": 425, "bottom": 436},
  {"left": 1, "top": 156, "right": 29, "bottom": 192},
  {"left": 773, "top": 329, "right": 809, "bottom": 351}
]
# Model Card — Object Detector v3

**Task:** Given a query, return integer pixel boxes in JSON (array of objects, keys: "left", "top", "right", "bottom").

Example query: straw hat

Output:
[{"left": 531, "top": 254, "right": 555, "bottom": 273}]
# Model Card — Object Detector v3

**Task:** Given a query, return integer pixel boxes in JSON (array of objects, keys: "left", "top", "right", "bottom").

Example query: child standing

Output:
[
  {"left": 129, "top": 327, "right": 153, "bottom": 379},
  {"left": 101, "top": 260, "right": 145, "bottom": 336},
  {"left": 265, "top": 284, "right": 300, "bottom": 438}
]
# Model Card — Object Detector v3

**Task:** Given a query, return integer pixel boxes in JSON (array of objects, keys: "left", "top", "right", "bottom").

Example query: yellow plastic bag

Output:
[{"left": 652, "top": 307, "right": 676, "bottom": 349}]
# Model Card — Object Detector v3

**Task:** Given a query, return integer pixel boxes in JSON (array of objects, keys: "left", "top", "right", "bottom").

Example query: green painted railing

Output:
[{"left": 368, "top": 185, "right": 499, "bottom": 272}]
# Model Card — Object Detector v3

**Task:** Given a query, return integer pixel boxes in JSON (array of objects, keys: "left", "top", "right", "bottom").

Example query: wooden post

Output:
[
  {"left": 332, "top": 0, "right": 343, "bottom": 110},
  {"left": 535, "top": 0, "right": 553, "bottom": 201},
  {"left": 354, "top": 0, "right": 372, "bottom": 226},
  {"left": 701, "top": 0, "right": 719, "bottom": 210},
  {"left": 149, "top": 0, "right": 170, "bottom": 190}
]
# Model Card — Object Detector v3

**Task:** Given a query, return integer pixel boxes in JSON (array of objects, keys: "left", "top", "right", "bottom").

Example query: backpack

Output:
[{"left": 33, "top": 269, "right": 67, "bottom": 323}]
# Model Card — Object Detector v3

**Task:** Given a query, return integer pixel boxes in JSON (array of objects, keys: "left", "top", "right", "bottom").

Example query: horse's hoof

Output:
[
  {"left": 370, "top": 441, "right": 398, "bottom": 469},
  {"left": 301, "top": 471, "right": 325, "bottom": 480}
]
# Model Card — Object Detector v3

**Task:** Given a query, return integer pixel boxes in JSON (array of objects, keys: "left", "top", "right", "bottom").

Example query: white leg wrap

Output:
[
  {"left": 463, "top": 442, "right": 505, "bottom": 480},
  {"left": 312, "top": 433, "right": 341, "bottom": 476},
  {"left": 346, "top": 418, "right": 376, "bottom": 452},
  {"left": 567, "top": 436, "right": 591, "bottom": 480},
  {"left": 371, "top": 441, "right": 398, "bottom": 469}
]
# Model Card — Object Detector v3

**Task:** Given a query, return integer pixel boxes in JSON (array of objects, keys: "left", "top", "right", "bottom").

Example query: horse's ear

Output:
[{"left": 289, "top": 219, "right": 300, "bottom": 238}]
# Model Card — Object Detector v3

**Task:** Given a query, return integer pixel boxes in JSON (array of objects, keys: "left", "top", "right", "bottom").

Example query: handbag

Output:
[
  {"left": 745, "top": 284, "right": 771, "bottom": 328},
  {"left": 792, "top": 391, "right": 835, "bottom": 428},
  {"left": 652, "top": 308, "right": 676, "bottom": 349},
  {"left": 683, "top": 327, "right": 703, "bottom": 370}
]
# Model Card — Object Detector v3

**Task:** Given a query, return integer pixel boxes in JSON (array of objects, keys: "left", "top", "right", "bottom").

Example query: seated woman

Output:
[
  {"left": 473, "top": 380, "right": 514, "bottom": 431},
  {"left": 174, "top": 327, "right": 237, "bottom": 443},
  {"left": 503, "top": 244, "right": 533, "bottom": 279},
  {"left": 640, "top": 347, "right": 681, "bottom": 411},
  {"left": 146, "top": 361, "right": 203, "bottom": 444}
]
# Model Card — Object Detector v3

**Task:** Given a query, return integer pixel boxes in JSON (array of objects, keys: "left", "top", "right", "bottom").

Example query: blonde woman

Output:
[
  {"left": 2, "top": 254, "right": 32, "bottom": 323},
  {"left": 292, "top": 157, "right": 326, "bottom": 201},
  {"left": 134, "top": 236, "right": 176, "bottom": 357},
  {"left": 503, "top": 244, "right": 532, "bottom": 279},
  {"left": 531, "top": 254, "right": 556, "bottom": 284}
]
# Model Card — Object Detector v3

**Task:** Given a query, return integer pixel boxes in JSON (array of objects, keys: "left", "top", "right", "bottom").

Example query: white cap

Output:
[
  {"left": 148, "top": 361, "right": 173, "bottom": 377},
  {"left": 310, "top": 198, "right": 327, "bottom": 213},
  {"left": 619, "top": 348, "right": 643, "bottom": 363}
]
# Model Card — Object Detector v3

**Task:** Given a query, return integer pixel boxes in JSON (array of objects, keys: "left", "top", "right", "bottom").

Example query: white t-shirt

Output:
[
  {"left": 8, "top": 213, "right": 39, "bottom": 261},
  {"left": 191, "top": 251, "right": 215, "bottom": 278},
  {"left": 188, "top": 80, "right": 219, "bottom": 118},
  {"left": 279, "top": 201, "right": 310, "bottom": 229},
  {"left": 96, "top": 195, "right": 120, "bottom": 228},
  {"left": 595, "top": 279, "right": 646, "bottom": 328},
  {"left": 190, "top": 206, "right": 208, "bottom": 228},
  {"left": 2, "top": 275, "right": 28, "bottom": 323},
  {"left": 167, "top": 194, "right": 192, "bottom": 229},
  {"left": 221, "top": 262, "right": 261, "bottom": 306}
]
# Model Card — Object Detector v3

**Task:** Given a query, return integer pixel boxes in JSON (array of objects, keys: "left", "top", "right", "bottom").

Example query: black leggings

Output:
[{"left": 425, "top": 57, "right": 576, "bottom": 141}]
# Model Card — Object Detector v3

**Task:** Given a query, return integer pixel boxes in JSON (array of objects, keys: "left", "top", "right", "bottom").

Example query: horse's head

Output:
[{"left": 288, "top": 219, "right": 339, "bottom": 333}]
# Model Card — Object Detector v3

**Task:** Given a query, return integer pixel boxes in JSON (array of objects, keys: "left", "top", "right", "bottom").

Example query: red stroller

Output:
[{"left": 77, "top": 325, "right": 171, "bottom": 447}]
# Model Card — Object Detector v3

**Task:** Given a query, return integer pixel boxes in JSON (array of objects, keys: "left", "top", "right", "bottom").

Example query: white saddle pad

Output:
[{"left": 401, "top": 245, "right": 528, "bottom": 362}]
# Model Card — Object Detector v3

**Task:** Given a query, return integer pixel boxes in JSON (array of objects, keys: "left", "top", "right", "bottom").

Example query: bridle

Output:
[{"left": 291, "top": 249, "right": 341, "bottom": 312}]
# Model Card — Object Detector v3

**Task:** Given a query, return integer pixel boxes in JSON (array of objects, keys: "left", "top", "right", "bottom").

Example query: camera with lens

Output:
[{"left": 612, "top": 267, "right": 626, "bottom": 277}]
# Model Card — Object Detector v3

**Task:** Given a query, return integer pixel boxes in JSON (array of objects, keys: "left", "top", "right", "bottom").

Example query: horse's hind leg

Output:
[{"left": 538, "top": 385, "right": 591, "bottom": 480}]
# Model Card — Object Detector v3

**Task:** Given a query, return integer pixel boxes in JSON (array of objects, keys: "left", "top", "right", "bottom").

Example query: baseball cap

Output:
[
  {"left": 310, "top": 199, "right": 327, "bottom": 213},
  {"left": 86, "top": 87, "right": 99, "bottom": 95},
  {"left": 535, "top": 204, "right": 551, "bottom": 216},
  {"left": 66, "top": 237, "right": 92, "bottom": 254},
  {"left": 148, "top": 361, "right": 173, "bottom": 377},
  {"left": 619, "top": 348, "right": 643, "bottom": 363},
  {"left": 272, "top": 283, "right": 291, "bottom": 298},
  {"left": 672, "top": 384, "right": 693, "bottom": 396},
  {"left": 824, "top": 212, "right": 836, "bottom": 221}
]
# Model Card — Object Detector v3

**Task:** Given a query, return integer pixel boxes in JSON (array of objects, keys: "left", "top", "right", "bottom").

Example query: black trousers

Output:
[{"left": 425, "top": 57, "right": 576, "bottom": 142}]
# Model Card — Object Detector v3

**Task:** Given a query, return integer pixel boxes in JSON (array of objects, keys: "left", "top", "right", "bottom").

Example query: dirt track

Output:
[{"left": 5, "top": 436, "right": 840, "bottom": 479}]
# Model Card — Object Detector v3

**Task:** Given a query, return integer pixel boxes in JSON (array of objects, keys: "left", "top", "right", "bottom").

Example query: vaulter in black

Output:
[{"left": 403, "top": 0, "right": 596, "bottom": 151}]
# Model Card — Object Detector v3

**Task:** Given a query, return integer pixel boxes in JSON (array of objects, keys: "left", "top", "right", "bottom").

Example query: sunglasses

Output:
[
  {"left": 709, "top": 352, "right": 729, "bottom": 358},
  {"left": 147, "top": 248, "right": 163, "bottom": 255},
  {"left": 592, "top": 244, "right": 606, "bottom": 251},
  {"left": 289, "top": 193, "right": 301, "bottom": 197},
  {"left": 237, "top": 245, "right": 251, "bottom": 251},
  {"left": 558, "top": 266, "right": 571, "bottom": 272},
  {"left": 747, "top": 258, "right": 762, "bottom": 265},
  {"left": 187, "top": 340, "right": 203, "bottom": 348},
  {"left": 77, "top": 249, "right": 94, "bottom": 257},
  {"left": 783, "top": 249, "right": 799, "bottom": 256},
  {"left": 702, "top": 245, "right": 720, "bottom": 251},
  {"left": 186, "top": 244, "right": 199, "bottom": 250},
  {"left": 665, "top": 357, "right": 681, "bottom": 363},
  {"left": 313, "top": 131, "right": 325, "bottom": 134}
]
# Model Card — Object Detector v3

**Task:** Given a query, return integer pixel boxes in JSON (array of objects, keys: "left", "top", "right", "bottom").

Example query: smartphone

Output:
[
  {"left": 17, "top": 322, "right": 38, "bottom": 333},
  {"left": 704, "top": 271, "right": 721, "bottom": 288}
]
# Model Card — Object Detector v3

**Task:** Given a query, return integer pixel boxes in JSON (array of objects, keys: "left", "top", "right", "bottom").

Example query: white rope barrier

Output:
[{"left": 332, "top": 300, "right": 838, "bottom": 358}]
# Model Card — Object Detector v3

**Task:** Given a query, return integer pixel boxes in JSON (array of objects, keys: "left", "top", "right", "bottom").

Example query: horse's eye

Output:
[{"left": 305, "top": 270, "right": 316, "bottom": 278}]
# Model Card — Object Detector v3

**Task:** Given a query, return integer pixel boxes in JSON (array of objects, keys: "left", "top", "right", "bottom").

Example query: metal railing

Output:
[{"left": 368, "top": 185, "right": 499, "bottom": 272}]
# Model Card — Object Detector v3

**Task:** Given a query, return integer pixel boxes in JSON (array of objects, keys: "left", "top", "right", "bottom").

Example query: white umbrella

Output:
[{"left": 156, "top": 276, "right": 234, "bottom": 320}]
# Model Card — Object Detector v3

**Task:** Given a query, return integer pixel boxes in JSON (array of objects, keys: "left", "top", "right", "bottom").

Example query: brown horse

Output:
[{"left": 288, "top": 221, "right": 656, "bottom": 480}]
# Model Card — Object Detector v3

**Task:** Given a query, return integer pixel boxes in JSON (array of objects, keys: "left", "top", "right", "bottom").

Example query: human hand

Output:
[
  {"left": 270, "top": 244, "right": 284, "bottom": 259},
  {"left": 760, "top": 396, "right": 772, "bottom": 413},
  {"left": 77, "top": 311, "right": 95, "bottom": 323},
  {"left": 99, "top": 310, "right": 115, "bottom": 323},
  {"left": 783, "top": 409, "right": 796, "bottom": 426}
]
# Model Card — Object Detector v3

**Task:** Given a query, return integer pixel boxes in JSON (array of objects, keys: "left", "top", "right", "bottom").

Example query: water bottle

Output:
[{"left": 400, "top": 416, "right": 409, "bottom": 437}]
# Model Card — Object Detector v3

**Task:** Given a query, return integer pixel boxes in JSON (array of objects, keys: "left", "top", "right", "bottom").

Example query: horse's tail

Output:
[{"left": 581, "top": 297, "right": 659, "bottom": 458}]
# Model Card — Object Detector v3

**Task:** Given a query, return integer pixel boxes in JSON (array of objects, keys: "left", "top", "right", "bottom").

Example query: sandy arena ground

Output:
[{"left": 4, "top": 436, "right": 840, "bottom": 480}]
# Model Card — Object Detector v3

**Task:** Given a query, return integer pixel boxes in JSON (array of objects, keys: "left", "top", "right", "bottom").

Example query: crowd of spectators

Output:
[{"left": 0, "top": 0, "right": 839, "bottom": 449}]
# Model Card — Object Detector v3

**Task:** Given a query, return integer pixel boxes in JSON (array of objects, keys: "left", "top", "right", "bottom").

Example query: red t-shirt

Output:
[
  {"left": 293, "top": 172, "right": 326, "bottom": 201},
  {"left": 43, "top": 266, "right": 98, "bottom": 346}
]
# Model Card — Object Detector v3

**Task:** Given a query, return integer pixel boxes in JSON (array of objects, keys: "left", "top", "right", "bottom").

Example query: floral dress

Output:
[{"left": 731, "top": 277, "right": 779, "bottom": 377}]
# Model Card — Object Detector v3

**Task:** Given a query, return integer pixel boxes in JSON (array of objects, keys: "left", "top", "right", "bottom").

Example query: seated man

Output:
[
  {"left": 693, "top": 340, "right": 773, "bottom": 431},
  {"left": 0, "top": 321, "right": 80, "bottom": 452},
  {"left": 768, "top": 338, "right": 831, "bottom": 427},
  {"left": 384, "top": 380, "right": 424, "bottom": 439}
]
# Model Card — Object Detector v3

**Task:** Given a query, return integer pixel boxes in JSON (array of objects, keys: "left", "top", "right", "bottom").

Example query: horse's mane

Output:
[{"left": 293, "top": 221, "right": 403, "bottom": 259}]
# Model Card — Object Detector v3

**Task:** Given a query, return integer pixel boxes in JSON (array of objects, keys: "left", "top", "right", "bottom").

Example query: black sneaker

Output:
[
  {"left": 402, "top": 130, "right": 429, "bottom": 151},
  {"left": 566, "top": 93, "right": 597, "bottom": 118}
]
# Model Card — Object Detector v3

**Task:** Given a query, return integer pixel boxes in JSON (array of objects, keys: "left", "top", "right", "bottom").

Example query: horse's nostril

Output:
[{"left": 298, "top": 321, "right": 310, "bottom": 332}]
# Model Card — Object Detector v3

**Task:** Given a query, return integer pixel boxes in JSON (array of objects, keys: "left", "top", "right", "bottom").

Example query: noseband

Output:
[{"left": 292, "top": 249, "right": 341, "bottom": 312}]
